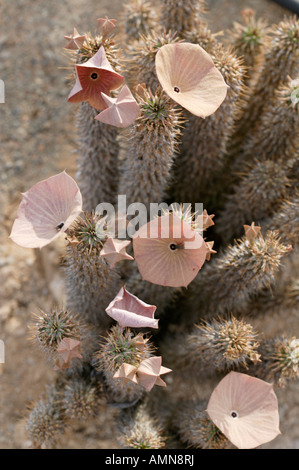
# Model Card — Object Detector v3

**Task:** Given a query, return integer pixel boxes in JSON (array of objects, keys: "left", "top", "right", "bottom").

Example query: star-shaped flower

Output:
[
  {"left": 243, "top": 222, "right": 261, "bottom": 242},
  {"left": 113, "top": 363, "right": 138, "bottom": 385},
  {"left": 136, "top": 357, "right": 172, "bottom": 391},
  {"left": 95, "top": 85, "right": 140, "bottom": 128},
  {"left": 64, "top": 27, "right": 85, "bottom": 50},
  {"left": 113, "top": 356, "right": 172, "bottom": 391},
  {"left": 97, "top": 16, "right": 117, "bottom": 37},
  {"left": 196, "top": 209, "right": 215, "bottom": 231},
  {"left": 56, "top": 338, "right": 82, "bottom": 364},
  {"left": 100, "top": 238, "right": 134, "bottom": 268},
  {"left": 205, "top": 241, "right": 217, "bottom": 261},
  {"left": 68, "top": 46, "right": 124, "bottom": 110},
  {"left": 105, "top": 286, "right": 158, "bottom": 329}
]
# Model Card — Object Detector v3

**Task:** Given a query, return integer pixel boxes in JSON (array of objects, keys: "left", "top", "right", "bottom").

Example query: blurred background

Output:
[{"left": 0, "top": 0, "right": 298, "bottom": 448}]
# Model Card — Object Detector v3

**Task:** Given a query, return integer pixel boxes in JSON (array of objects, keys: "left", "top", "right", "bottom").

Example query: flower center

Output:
[
  {"left": 56, "top": 222, "right": 65, "bottom": 231},
  {"left": 91, "top": 72, "right": 98, "bottom": 80},
  {"left": 230, "top": 410, "right": 238, "bottom": 419},
  {"left": 173, "top": 86, "right": 180, "bottom": 93}
]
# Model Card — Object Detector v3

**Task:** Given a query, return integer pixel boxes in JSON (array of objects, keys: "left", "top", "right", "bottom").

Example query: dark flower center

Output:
[
  {"left": 91, "top": 72, "right": 98, "bottom": 80},
  {"left": 56, "top": 222, "right": 65, "bottom": 231},
  {"left": 173, "top": 86, "right": 180, "bottom": 93}
]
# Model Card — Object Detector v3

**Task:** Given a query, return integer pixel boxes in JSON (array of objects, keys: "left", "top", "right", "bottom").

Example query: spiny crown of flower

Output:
[
  {"left": 67, "top": 212, "right": 104, "bottom": 253},
  {"left": 194, "top": 316, "right": 260, "bottom": 367},
  {"left": 95, "top": 325, "right": 155, "bottom": 372},
  {"left": 137, "top": 30, "right": 182, "bottom": 59},
  {"left": 63, "top": 380, "right": 99, "bottom": 419},
  {"left": 137, "top": 87, "right": 173, "bottom": 122},
  {"left": 271, "top": 16, "right": 299, "bottom": 51},
  {"left": 237, "top": 230, "right": 292, "bottom": 269},
  {"left": 26, "top": 387, "right": 65, "bottom": 447},
  {"left": 161, "top": 203, "right": 214, "bottom": 234},
  {"left": 184, "top": 23, "right": 221, "bottom": 52},
  {"left": 231, "top": 9, "right": 268, "bottom": 52},
  {"left": 210, "top": 44, "right": 246, "bottom": 89},
  {"left": 123, "top": 0, "right": 157, "bottom": 39},
  {"left": 195, "top": 413, "right": 229, "bottom": 449},
  {"left": 31, "top": 308, "right": 80, "bottom": 352},
  {"left": 266, "top": 336, "right": 299, "bottom": 382}
]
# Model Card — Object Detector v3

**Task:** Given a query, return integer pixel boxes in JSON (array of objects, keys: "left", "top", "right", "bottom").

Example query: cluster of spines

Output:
[
  {"left": 161, "top": 316, "right": 260, "bottom": 374},
  {"left": 186, "top": 230, "right": 292, "bottom": 322},
  {"left": 94, "top": 325, "right": 155, "bottom": 404},
  {"left": 253, "top": 336, "right": 299, "bottom": 387},
  {"left": 117, "top": 400, "right": 166, "bottom": 449},
  {"left": 64, "top": 212, "right": 121, "bottom": 327},
  {"left": 122, "top": 0, "right": 159, "bottom": 42},
  {"left": 173, "top": 401, "right": 229, "bottom": 449},
  {"left": 125, "top": 30, "right": 181, "bottom": 91},
  {"left": 119, "top": 86, "right": 183, "bottom": 210}
]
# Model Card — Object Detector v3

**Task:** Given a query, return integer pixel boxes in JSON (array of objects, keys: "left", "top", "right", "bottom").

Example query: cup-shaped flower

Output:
[
  {"left": 10, "top": 171, "right": 82, "bottom": 249},
  {"left": 155, "top": 43, "right": 228, "bottom": 118},
  {"left": 132, "top": 213, "right": 208, "bottom": 287},
  {"left": 68, "top": 46, "right": 124, "bottom": 110},
  {"left": 105, "top": 286, "right": 158, "bottom": 329},
  {"left": 206, "top": 371, "right": 281, "bottom": 449},
  {"left": 95, "top": 85, "right": 140, "bottom": 128}
]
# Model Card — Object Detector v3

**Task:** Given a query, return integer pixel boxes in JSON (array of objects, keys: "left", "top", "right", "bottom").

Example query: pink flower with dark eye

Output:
[
  {"left": 10, "top": 171, "right": 82, "bottom": 249},
  {"left": 105, "top": 286, "right": 158, "bottom": 329},
  {"left": 95, "top": 85, "right": 140, "bottom": 128},
  {"left": 132, "top": 213, "right": 207, "bottom": 287},
  {"left": 206, "top": 371, "right": 281, "bottom": 449},
  {"left": 155, "top": 43, "right": 228, "bottom": 118},
  {"left": 68, "top": 46, "right": 124, "bottom": 110}
]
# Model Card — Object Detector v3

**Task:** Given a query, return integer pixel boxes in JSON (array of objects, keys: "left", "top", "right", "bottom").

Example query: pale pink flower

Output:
[
  {"left": 113, "top": 356, "right": 172, "bottom": 391},
  {"left": 105, "top": 286, "right": 158, "bottom": 329},
  {"left": 56, "top": 338, "right": 82, "bottom": 363},
  {"left": 155, "top": 43, "right": 228, "bottom": 118},
  {"left": 68, "top": 46, "right": 124, "bottom": 110},
  {"left": 113, "top": 363, "right": 138, "bottom": 384},
  {"left": 95, "top": 85, "right": 140, "bottom": 128},
  {"left": 10, "top": 171, "right": 82, "bottom": 249},
  {"left": 97, "top": 16, "right": 117, "bottom": 37},
  {"left": 100, "top": 238, "right": 134, "bottom": 268},
  {"left": 132, "top": 213, "right": 207, "bottom": 287},
  {"left": 64, "top": 27, "right": 85, "bottom": 50},
  {"left": 136, "top": 356, "right": 172, "bottom": 391},
  {"left": 207, "top": 371, "right": 281, "bottom": 449}
]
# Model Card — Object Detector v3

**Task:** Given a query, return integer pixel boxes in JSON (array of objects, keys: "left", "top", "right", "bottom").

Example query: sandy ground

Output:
[{"left": 0, "top": 0, "right": 298, "bottom": 449}]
